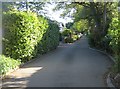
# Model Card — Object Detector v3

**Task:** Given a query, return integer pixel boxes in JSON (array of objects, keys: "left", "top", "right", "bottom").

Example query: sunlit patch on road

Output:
[{"left": 2, "top": 67, "right": 43, "bottom": 87}]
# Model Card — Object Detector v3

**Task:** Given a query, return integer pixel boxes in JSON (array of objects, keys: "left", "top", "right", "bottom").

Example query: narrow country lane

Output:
[{"left": 2, "top": 36, "right": 113, "bottom": 87}]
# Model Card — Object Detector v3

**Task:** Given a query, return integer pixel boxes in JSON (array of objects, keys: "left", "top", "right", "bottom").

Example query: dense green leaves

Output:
[
  {"left": 61, "top": 29, "right": 81, "bottom": 43},
  {"left": 109, "top": 17, "right": 120, "bottom": 52},
  {"left": 0, "top": 55, "right": 21, "bottom": 75},
  {"left": 108, "top": 12, "right": 120, "bottom": 73},
  {"left": 62, "top": 29, "right": 72, "bottom": 37},
  {"left": 72, "top": 20, "right": 88, "bottom": 33},
  {"left": 3, "top": 10, "right": 60, "bottom": 62},
  {"left": 2, "top": 9, "right": 60, "bottom": 76},
  {"left": 3, "top": 10, "right": 42, "bottom": 62},
  {"left": 66, "top": 22, "right": 74, "bottom": 29},
  {"left": 37, "top": 20, "right": 60, "bottom": 54}
]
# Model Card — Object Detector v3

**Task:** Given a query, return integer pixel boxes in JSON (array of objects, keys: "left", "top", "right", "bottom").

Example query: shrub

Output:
[
  {"left": 62, "top": 29, "right": 72, "bottom": 37},
  {"left": 0, "top": 55, "right": 21, "bottom": 75},
  {"left": 3, "top": 10, "right": 43, "bottom": 62},
  {"left": 72, "top": 20, "right": 88, "bottom": 33},
  {"left": 72, "top": 35, "right": 78, "bottom": 41},
  {"left": 37, "top": 20, "right": 60, "bottom": 54},
  {"left": 3, "top": 10, "right": 60, "bottom": 62},
  {"left": 108, "top": 17, "right": 120, "bottom": 54},
  {"left": 59, "top": 32, "right": 62, "bottom": 41},
  {"left": 101, "top": 35, "right": 112, "bottom": 53},
  {"left": 62, "top": 29, "right": 81, "bottom": 43},
  {"left": 88, "top": 28, "right": 103, "bottom": 49},
  {"left": 64, "top": 37, "right": 74, "bottom": 43},
  {"left": 108, "top": 16, "right": 120, "bottom": 73},
  {"left": 36, "top": 16, "right": 49, "bottom": 54},
  {"left": 88, "top": 33, "right": 96, "bottom": 47}
]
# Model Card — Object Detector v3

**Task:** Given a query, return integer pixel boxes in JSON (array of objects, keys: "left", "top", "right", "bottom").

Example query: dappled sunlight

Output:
[
  {"left": 3, "top": 79, "right": 28, "bottom": 87},
  {"left": 2, "top": 67, "right": 43, "bottom": 87},
  {"left": 10, "top": 67, "right": 43, "bottom": 78}
]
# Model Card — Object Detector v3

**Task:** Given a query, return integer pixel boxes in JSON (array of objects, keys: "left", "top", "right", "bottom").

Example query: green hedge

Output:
[
  {"left": 3, "top": 10, "right": 60, "bottom": 62},
  {"left": 72, "top": 35, "right": 79, "bottom": 41},
  {"left": 62, "top": 29, "right": 72, "bottom": 37},
  {"left": 108, "top": 16, "right": 120, "bottom": 73},
  {"left": 64, "top": 37, "right": 74, "bottom": 43},
  {"left": 38, "top": 20, "right": 60, "bottom": 54},
  {"left": 0, "top": 55, "right": 21, "bottom": 75},
  {"left": 61, "top": 29, "right": 80, "bottom": 43},
  {"left": 3, "top": 10, "right": 42, "bottom": 62}
]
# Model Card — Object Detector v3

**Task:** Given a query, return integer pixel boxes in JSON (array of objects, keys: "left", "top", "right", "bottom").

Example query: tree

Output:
[
  {"left": 14, "top": 1, "right": 45, "bottom": 13},
  {"left": 66, "top": 22, "right": 74, "bottom": 29},
  {"left": 54, "top": 2, "right": 117, "bottom": 48},
  {"left": 72, "top": 20, "right": 88, "bottom": 33},
  {"left": 108, "top": 3, "right": 120, "bottom": 73},
  {"left": 2, "top": 2, "right": 15, "bottom": 12}
]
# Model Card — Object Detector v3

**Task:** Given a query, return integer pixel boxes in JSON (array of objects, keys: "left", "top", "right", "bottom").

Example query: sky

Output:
[
  {"left": 15, "top": 1, "right": 73, "bottom": 25},
  {"left": 42, "top": 3, "right": 73, "bottom": 25}
]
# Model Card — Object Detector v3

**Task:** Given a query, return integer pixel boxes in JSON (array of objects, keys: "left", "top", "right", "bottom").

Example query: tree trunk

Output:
[
  {"left": 103, "top": 2, "right": 107, "bottom": 36},
  {"left": 90, "top": 2, "right": 101, "bottom": 31}
]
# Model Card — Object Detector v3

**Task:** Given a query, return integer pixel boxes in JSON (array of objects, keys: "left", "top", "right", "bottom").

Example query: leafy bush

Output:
[
  {"left": 37, "top": 20, "right": 60, "bottom": 54},
  {"left": 72, "top": 20, "right": 88, "bottom": 33},
  {"left": 59, "top": 32, "right": 62, "bottom": 41},
  {"left": 62, "top": 29, "right": 81, "bottom": 43},
  {"left": 101, "top": 35, "right": 112, "bottom": 53},
  {"left": 108, "top": 17, "right": 120, "bottom": 54},
  {"left": 66, "top": 22, "right": 74, "bottom": 29},
  {"left": 2, "top": 10, "right": 60, "bottom": 75},
  {"left": 88, "top": 27, "right": 103, "bottom": 49},
  {"left": 88, "top": 33, "right": 96, "bottom": 47},
  {"left": 64, "top": 37, "right": 74, "bottom": 43},
  {"left": 3, "top": 10, "right": 46, "bottom": 62},
  {"left": 36, "top": 16, "right": 49, "bottom": 54},
  {"left": 3, "top": 10, "right": 60, "bottom": 62},
  {"left": 72, "top": 35, "right": 78, "bottom": 41},
  {"left": 108, "top": 16, "right": 120, "bottom": 73},
  {"left": 0, "top": 55, "right": 21, "bottom": 75},
  {"left": 62, "top": 29, "right": 72, "bottom": 37}
]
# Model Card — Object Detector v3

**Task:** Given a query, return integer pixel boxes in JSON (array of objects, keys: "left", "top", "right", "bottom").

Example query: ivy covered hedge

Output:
[{"left": 3, "top": 10, "right": 60, "bottom": 62}]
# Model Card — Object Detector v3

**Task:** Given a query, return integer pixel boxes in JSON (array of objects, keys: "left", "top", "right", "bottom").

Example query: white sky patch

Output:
[{"left": 42, "top": 3, "right": 73, "bottom": 24}]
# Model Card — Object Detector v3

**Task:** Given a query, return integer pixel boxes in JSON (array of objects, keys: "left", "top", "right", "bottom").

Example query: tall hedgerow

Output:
[
  {"left": 37, "top": 20, "right": 60, "bottom": 54},
  {"left": 3, "top": 10, "right": 43, "bottom": 62},
  {"left": 108, "top": 12, "right": 120, "bottom": 73},
  {"left": 3, "top": 10, "right": 60, "bottom": 62}
]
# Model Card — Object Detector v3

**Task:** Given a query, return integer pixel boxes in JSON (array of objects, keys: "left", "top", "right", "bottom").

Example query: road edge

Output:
[{"left": 89, "top": 47, "right": 117, "bottom": 89}]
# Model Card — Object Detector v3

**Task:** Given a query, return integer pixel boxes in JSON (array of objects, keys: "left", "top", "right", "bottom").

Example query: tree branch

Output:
[{"left": 71, "top": 2, "right": 90, "bottom": 8}]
